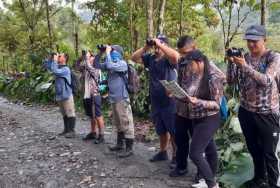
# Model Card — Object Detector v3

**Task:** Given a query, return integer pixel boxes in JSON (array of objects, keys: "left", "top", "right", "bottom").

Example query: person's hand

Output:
[
  {"left": 153, "top": 38, "right": 162, "bottom": 47},
  {"left": 106, "top": 45, "right": 112, "bottom": 55},
  {"left": 166, "top": 90, "right": 173, "bottom": 98},
  {"left": 232, "top": 56, "right": 246, "bottom": 67},
  {"left": 184, "top": 96, "right": 198, "bottom": 104},
  {"left": 53, "top": 54, "right": 58, "bottom": 62}
]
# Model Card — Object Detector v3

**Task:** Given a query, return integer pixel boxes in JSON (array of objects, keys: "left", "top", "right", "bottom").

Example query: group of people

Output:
[{"left": 44, "top": 24, "right": 280, "bottom": 188}]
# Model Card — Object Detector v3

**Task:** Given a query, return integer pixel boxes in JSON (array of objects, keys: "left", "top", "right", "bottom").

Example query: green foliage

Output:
[
  {"left": 0, "top": 71, "right": 55, "bottom": 104},
  {"left": 219, "top": 153, "right": 254, "bottom": 188}
]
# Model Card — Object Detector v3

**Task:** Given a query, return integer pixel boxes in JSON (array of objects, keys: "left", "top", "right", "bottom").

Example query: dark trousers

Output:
[
  {"left": 189, "top": 114, "right": 220, "bottom": 187},
  {"left": 238, "top": 107, "right": 280, "bottom": 187},
  {"left": 175, "top": 114, "right": 219, "bottom": 187},
  {"left": 175, "top": 115, "right": 193, "bottom": 170}
]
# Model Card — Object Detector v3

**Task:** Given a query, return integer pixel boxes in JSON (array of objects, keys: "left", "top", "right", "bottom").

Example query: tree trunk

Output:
[
  {"left": 147, "top": 0, "right": 154, "bottom": 38},
  {"left": 71, "top": 0, "right": 78, "bottom": 57},
  {"left": 179, "top": 0, "right": 183, "bottom": 37},
  {"left": 129, "top": 0, "right": 134, "bottom": 52},
  {"left": 261, "top": 0, "right": 266, "bottom": 26},
  {"left": 45, "top": 0, "right": 53, "bottom": 50},
  {"left": 157, "top": 0, "right": 166, "bottom": 34}
]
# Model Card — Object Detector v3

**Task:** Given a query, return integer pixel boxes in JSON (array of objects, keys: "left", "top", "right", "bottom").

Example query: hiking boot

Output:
[
  {"left": 64, "top": 131, "right": 76, "bottom": 138},
  {"left": 169, "top": 156, "right": 177, "bottom": 169},
  {"left": 169, "top": 168, "right": 188, "bottom": 177},
  {"left": 150, "top": 151, "right": 168, "bottom": 162},
  {"left": 192, "top": 179, "right": 208, "bottom": 188},
  {"left": 118, "top": 138, "right": 134, "bottom": 158},
  {"left": 58, "top": 116, "right": 68, "bottom": 136},
  {"left": 94, "top": 134, "right": 105, "bottom": 144},
  {"left": 109, "top": 132, "right": 125, "bottom": 151},
  {"left": 83, "top": 132, "right": 97, "bottom": 141},
  {"left": 65, "top": 117, "right": 76, "bottom": 139}
]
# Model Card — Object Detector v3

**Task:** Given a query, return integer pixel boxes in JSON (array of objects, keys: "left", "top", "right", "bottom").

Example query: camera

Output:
[
  {"left": 226, "top": 47, "right": 244, "bottom": 57},
  {"left": 97, "top": 44, "right": 107, "bottom": 52},
  {"left": 82, "top": 50, "right": 86, "bottom": 57},
  {"left": 146, "top": 38, "right": 155, "bottom": 46}
]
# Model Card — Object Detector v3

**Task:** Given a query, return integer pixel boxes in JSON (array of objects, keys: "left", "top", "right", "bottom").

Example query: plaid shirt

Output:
[
  {"left": 76, "top": 59, "right": 100, "bottom": 98},
  {"left": 177, "top": 61, "right": 226, "bottom": 119},
  {"left": 227, "top": 50, "right": 280, "bottom": 114}
]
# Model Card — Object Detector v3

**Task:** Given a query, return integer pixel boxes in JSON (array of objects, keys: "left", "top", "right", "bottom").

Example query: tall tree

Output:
[
  {"left": 213, "top": 0, "right": 257, "bottom": 49},
  {"left": 45, "top": 0, "right": 53, "bottom": 49},
  {"left": 147, "top": 0, "right": 153, "bottom": 38},
  {"left": 179, "top": 0, "right": 183, "bottom": 37},
  {"left": 17, "top": 0, "right": 45, "bottom": 52},
  {"left": 157, "top": 0, "right": 166, "bottom": 34},
  {"left": 261, "top": 0, "right": 266, "bottom": 25}
]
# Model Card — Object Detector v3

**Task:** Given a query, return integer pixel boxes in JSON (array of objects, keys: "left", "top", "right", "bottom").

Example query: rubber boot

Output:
[
  {"left": 109, "top": 132, "right": 124, "bottom": 151},
  {"left": 64, "top": 117, "right": 76, "bottom": 138},
  {"left": 118, "top": 138, "right": 134, "bottom": 158},
  {"left": 58, "top": 116, "right": 68, "bottom": 136}
]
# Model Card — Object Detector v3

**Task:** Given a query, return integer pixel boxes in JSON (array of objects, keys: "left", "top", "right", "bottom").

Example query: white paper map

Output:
[{"left": 160, "top": 80, "right": 190, "bottom": 99}]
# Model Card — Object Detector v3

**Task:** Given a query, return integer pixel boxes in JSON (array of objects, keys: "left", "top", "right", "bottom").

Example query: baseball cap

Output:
[
  {"left": 157, "top": 34, "right": 169, "bottom": 44},
  {"left": 111, "top": 45, "right": 124, "bottom": 56},
  {"left": 244, "top": 25, "right": 266, "bottom": 41}
]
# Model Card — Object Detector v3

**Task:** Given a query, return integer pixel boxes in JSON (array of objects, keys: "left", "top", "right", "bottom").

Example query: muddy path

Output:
[{"left": 0, "top": 97, "right": 195, "bottom": 188}]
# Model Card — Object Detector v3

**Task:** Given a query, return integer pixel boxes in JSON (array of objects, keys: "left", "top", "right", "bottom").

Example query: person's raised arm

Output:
[
  {"left": 131, "top": 46, "right": 150, "bottom": 64},
  {"left": 153, "top": 39, "right": 180, "bottom": 65},
  {"left": 94, "top": 53, "right": 106, "bottom": 70}
]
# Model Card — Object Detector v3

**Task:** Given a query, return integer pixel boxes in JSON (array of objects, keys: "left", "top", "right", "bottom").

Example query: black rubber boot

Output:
[
  {"left": 118, "top": 138, "right": 134, "bottom": 158},
  {"left": 94, "top": 134, "right": 105, "bottom": 144},
  {"left": 58, "top": 116, "right": 68, "bottom": 136},
  {"left": 64, "top": 117, "right": 76, "bottom": 138},
  {"left": 109, "top": 132, "right": 125, "bottom": 151}
]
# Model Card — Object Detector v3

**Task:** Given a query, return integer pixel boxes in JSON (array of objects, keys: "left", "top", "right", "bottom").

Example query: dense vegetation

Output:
[{"left": 0, "top": 0, "right": 280, "bottom": 187}]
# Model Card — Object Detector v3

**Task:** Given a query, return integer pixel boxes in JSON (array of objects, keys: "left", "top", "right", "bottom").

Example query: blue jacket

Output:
[
  {"left": 45, "top": 60, "right": 73, "bottom": 101},
  {"left": 94, "top": 54, "right": 129, "bottom": 103}
]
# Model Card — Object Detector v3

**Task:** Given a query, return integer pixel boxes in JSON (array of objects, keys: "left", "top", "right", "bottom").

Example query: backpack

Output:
[
  {"left": 61, "top": 69, "right": 80, "bottom": 96},
  {"left": 119, "top": 63, "right": 140, "bottom": 94},
  {"left": 220, "top": 96, "right": 229, "bottom": 121}
]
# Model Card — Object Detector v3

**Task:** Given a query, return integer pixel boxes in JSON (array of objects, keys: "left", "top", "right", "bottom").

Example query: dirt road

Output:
[{"left": 0, "top": 97, "right": 194, "bottom": 188}]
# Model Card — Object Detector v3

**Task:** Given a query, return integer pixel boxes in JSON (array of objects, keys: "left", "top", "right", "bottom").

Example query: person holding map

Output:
[{"left": 153, "top": 38, "right": 225, "bottom": 188}]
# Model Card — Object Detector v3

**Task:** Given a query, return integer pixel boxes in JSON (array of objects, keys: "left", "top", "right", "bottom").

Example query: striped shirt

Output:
[
  {"left": 227, "top": 50, "right": 280, "bottom": 114},
  {"left": 176, "top": 61, "right": 226, "bottom": 119}
]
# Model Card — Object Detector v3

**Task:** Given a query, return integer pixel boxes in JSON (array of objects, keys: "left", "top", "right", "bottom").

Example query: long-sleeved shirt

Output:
[
  {"left": 227, "top": 50, "right": 280, "bottom": 114},
  {"left": 44, "top": 60, "right": 72, "bottom": 101},
  {"left": 76, "top": 58, "right": 100, "bottom": 98},
  {"left": 94, "top": 54, "right": 129, "bottom": 103},
  {"left": 177, "top": 61, "right": 226, "bottom": 119}
]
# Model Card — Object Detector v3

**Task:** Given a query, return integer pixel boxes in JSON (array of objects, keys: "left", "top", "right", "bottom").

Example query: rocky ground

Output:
[{"left": 0, "top": 96, "right": 195, "bottom": 188}]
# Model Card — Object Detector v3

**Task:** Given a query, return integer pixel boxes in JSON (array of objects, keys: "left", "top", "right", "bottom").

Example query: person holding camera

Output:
[
  {"left": 152, "top": 38, "right": 225, "bottom": 188},
  {"left": 94, "top": 45, "right": 135, "bottom": 158},
  {"left": 227, "top": 25, "right": 280, "bottom": 188},
  {"left": 44, "top": 53, "right": 76, "bottom": 138},
  {"left": 75, "top": 51, "right": 105, "bottom": 144},
  {"left": 131, "top": 34, "right": 177, "bottom": 165}
]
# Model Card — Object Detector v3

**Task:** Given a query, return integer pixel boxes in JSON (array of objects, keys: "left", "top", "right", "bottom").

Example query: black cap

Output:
[
  {"left": 244, "top": 25, "right": 266, "bottom": 41},
  {"left": 185, "top": 50, "right": 205, "bottom": 62}
]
